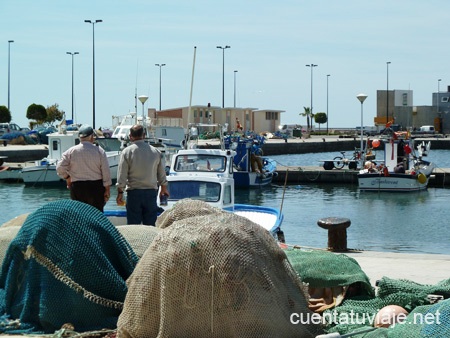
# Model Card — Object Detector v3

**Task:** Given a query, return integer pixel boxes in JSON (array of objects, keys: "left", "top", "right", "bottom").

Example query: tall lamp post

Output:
[
  {"left": 233, "top": 70, "right": 238, "bottom": 108},
  {"left": 306, "top": 64, "right": 318, "bottom": 130},
  {"left": 438, "top": 78, "right": 442, "bottom": 114},
  {"left": 84, "top": 19, "right": 102, "bottom": 129},
  {"left": 66, "top": 52, "right": 79, "bottom": 122},
  {"left": 155, "top": 63, "right": 166, "bottom": 111},
  {"left": 8, "top": 40, "right": 14, "bottom": 112},
  {"left": 386, "top": 61, "right": 391, "bottom": 124},
  {"left": 357, "top": 93, "right": 368, "bottom": 169},
  {"left": 326, "top": 74, "right": 330, "bottom": 135},
  {"left": 138, "top": 95, "right": 148, "bottom": 136},
  {"left": 216, "top": 45, "right": 230, "bottom": 108}
]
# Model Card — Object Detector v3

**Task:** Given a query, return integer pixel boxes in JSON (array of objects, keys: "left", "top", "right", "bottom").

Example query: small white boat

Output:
[
  {"left": 105, "top": 146, "right": 284, "bottom": 240},
  {"left": 21, "top": 130, "right": 121, "bottom": 185},
  {"left": 357, "top": 132, "right": 435, "bottom": 192},
  {"left": 111, "top": 113, "right": 152, "bottom": 140}
]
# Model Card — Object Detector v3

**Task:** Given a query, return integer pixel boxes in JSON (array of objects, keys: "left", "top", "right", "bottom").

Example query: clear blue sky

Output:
[{"left": 1, "top": 0, "right": 449, "bottom": 130}]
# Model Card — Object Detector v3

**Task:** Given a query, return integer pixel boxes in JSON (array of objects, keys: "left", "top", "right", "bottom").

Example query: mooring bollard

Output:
[{"left": 317, "top": 217, "right": 351, "bottom": 252}]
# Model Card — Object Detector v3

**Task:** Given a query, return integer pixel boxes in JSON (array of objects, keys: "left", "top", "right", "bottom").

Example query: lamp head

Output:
[
  {"left": 357, "top": 93, "right": 368, "bottom": 103},
  {"left": 138, "top": 95, "right": 148, "bottom": 104}
]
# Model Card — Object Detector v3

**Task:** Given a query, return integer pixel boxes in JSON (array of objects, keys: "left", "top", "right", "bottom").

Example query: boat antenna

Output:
[
  {"left": 188, "top": 46, "right": 197, "bottom": 128},
  {"left": 280, "top": 169, "right": 289, "bottom": 214}
]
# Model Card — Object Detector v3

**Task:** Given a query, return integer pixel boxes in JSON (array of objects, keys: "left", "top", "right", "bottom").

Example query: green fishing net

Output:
[
  {"left": 0, "top": 199, "right": 139, "bottom": 334},
  {"left": 322, "top": 275, "right": 450, "bottom": 337},
  {"left": 284, "top": 249, "right": 374, "bottom": 296}
]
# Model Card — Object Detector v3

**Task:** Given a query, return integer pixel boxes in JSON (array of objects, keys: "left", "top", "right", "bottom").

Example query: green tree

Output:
[
  {"left": 45, "top": 103, "right": 64, "bottom": 125},
  {"left": 0, "top": 106, "right": 12, "bottom": 123},
  {"left": 26, "top": 103, "right": 47, "bottom": 125},
  {"left": 314, "top": 112, "right": 327, "bottom": 131}
]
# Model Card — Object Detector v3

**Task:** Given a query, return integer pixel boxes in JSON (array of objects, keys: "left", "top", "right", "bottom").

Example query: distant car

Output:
[
  {"left": 419, "top": 125, "right": 435, "bottom": 134},
  {"left": 21, "top": 127, "right": 31, "bottom": 133},
  {"left": 0, "top": 122, "right": 23, "bottom": 137}
]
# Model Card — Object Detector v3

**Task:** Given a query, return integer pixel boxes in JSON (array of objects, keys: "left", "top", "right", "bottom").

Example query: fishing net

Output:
[
  {"left": 116, "top": 224, "right": 161, "bottom": 258},
  {"left": 0, "top": 199, "right": 139, "bottom": 334},
  {"left": 321, "top": 275, "right": 450, "bottom": 337},
  {"left": 117, "top": 199, "right": 323, "bottom": 338},
  {"left": 284, "top": 249, "right": 375, "bottom": 313}
]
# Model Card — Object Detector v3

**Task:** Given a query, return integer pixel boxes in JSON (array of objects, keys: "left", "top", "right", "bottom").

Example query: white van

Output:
[{"left": 419, "top": 125, "right": 435, "bottom": 134}]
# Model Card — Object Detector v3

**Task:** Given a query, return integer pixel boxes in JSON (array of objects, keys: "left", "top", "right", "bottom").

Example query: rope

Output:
[{"left": 208, "top": 265, "right": 215, "bottom": 334}]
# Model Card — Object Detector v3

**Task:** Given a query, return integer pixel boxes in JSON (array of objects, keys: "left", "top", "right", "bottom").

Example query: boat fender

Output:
[{"left": 417, "top": 173, "right": 427, "bottom": 184}]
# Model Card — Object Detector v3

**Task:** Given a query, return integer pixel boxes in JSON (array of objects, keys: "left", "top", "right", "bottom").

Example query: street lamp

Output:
[
  {"left": 306, "top": 64, "right": 318, "bottom": 130},
  {"left": 138, "top": 95, "right": 148, "bottom": 134},
  {"left": 155, "top": 63, "right": 166, "bottom": 111},
  {"left": 8, "top": 40, "right": 14, "bottom": 112},
  {"left": 84, "top": 19, "right": 102, "bottom": 129},
  {"left": 386, "top": 61, "right": 391, "bottom": 124},
  {"left": 357, "top": 93, "right": 368, "bottom": 169},
  {"left": 438, "top": 78, "right": 442, "bottom": 115},
  {"left": 234, "top": 70, "right": 238, "bottom": 108},
  {"left": 217, "top": 45, "right": 230, "bottom": 108},
  {"left": 66, "top": 52, "right": 79, "bottom": 122},
  {"left": 326, "top": 74, "right": 330, "bottom": 135}
]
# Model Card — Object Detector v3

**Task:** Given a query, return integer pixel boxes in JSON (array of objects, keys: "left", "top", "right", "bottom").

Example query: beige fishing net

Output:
[{"left": 117, "top": 199, "right": 322, "bottom": 337}]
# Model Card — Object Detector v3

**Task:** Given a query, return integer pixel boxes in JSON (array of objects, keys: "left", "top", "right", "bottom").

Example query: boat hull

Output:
[
  {"left": 21, "top": 152, "right": 120, "bottom": 185},
  {"left": 357, "top": 173, "right": 430, "bottom": 192},
  {"left": 233, "top": 157, "right": 277, "bottom": 188},
  {"left": 105, "top": 203, "right": 283, "bottom": 238}
]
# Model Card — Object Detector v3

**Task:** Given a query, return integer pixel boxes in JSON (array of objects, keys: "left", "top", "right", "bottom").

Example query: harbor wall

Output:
[{"left": 261, "top": 138, "right": 450, "bottom": 156}]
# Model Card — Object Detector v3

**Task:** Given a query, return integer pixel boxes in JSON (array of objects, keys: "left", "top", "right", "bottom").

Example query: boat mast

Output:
[{"left": 188, "top": 47, "right": 196, "bottom": 128}]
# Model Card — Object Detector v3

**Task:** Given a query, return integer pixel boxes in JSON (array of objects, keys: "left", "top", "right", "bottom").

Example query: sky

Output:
[{"left": 1, "top": 0, "right": 449, "bottom": 130}]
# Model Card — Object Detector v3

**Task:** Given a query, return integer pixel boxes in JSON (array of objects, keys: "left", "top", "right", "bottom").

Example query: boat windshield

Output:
[
  {"left": 175, "top": 154, "right": 227, "bottom": 172},
  {"left": 168, "top": 181, "right": 221, "bottom": 202}
]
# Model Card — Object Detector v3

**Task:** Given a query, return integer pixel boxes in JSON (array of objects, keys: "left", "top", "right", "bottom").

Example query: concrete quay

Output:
[{"left": 343, "top": 250, "right": 450, "bottom": 286}]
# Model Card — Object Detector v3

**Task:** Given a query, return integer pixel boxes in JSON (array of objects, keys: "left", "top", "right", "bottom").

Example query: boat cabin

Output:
[
  {"left": 45, "top": 131, "right": 80, "bottom": 163},
  {"left": 166, "top": 148, "right": 236, "bottom": 209}
]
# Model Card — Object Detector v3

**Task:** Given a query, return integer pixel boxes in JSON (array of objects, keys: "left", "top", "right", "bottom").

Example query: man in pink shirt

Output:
[{"left": 56, "top": 125, "right": 112, "bottom": 212}]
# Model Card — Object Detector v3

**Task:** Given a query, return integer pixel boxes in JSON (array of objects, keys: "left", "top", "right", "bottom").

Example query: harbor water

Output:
[{"left": 1, "top": 148, "right": 449, "bottom": 255}]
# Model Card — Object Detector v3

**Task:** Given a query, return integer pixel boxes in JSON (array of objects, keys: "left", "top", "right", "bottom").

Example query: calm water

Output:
[{"left": 1, "top": 148, "right": 449, "bottom": 255}]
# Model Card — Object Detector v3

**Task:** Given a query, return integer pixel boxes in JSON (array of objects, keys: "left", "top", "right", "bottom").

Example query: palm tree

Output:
[{"left": 300, "top": 107, "right": 311, "bottom": 131}]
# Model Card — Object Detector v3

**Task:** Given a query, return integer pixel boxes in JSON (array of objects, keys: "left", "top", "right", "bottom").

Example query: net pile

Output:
[
  {"left": 285, "top": 249, "right": 375, "bottom": 313},
  {"left": 322, "top": 276, "right": 450, "bottom": 337},
  {"left": 116, "top": 224, "right": 161, "bottom": 258},
  {"left": 117, "top": 199, "right": 322, "bottom": 337},
  {"left": 0, "top": 199, "right": 139, "bottom": 334}
]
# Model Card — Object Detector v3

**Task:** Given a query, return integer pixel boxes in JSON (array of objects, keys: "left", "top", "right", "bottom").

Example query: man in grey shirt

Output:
[{"left": 116, "top": 124, "right": 169, "bottom": 225}]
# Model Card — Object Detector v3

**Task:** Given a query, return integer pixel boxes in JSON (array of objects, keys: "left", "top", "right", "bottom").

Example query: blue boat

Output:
[{"left": 224, "top": 135, "right": 277, "bottom": 188}]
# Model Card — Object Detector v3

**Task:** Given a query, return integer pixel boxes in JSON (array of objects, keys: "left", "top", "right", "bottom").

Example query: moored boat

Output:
[
  {"left": 224, "top": 134, "right": 277, "bottom": 188},
  {"left": 357, "top": 131, "right": 435, "bottom": 192},
  {"left": 21, "top": 130, "right": 121, "bottom": 185},
  {"left": 105, "top": 146, "right": 284, "bottom": 240}
]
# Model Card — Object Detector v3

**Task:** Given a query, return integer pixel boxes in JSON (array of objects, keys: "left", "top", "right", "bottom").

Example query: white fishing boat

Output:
[
  {"left": 105, "top": 146, "right": 284, "bottom": 240},
  {"left": 21, "top": 130, "right": 121, "bottom": 185},
  {"left": 357, "top": 132, "right": 435, "bottom": 192},
  {"left": 111, "top": 113, "right": 152, "bottom": 140}
]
